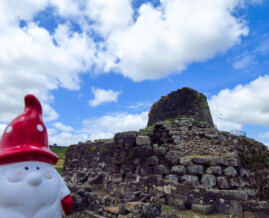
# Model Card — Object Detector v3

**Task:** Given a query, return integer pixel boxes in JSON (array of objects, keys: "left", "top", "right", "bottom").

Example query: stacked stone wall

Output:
[
  {"left": 62, "top": 118, "right": 269, "bottom": 217},
  {"left": 147, "top": 87, "right": 214, "bottom": 127}
]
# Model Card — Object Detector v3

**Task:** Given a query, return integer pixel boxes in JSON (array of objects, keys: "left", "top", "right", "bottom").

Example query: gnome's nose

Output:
[{"left": 27, "top": 172, "right": 42, "bottom": 186}]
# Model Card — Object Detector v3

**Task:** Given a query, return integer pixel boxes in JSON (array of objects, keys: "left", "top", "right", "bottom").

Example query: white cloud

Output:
[
  {"left": 89, "top": 87, "right": 120, "bottom": 106},
  {"left": 0, "top": 123, "right": 7, "bottom": 139},
  {"left": 53, "top": 122, "right": 73, "bottom": 132},
  {"left": 82, "top": 111, "right": 148, "bottom": 138},
  {"left": 259, "top": 132, "right": 269, "bottom": 140},
  {"left": 232, "top": 55, "right": 257, "bottom": 69},
  {"left": 127, "top": 102, "right": 152, "bottom": 109},
  {"left": 106, "top": 0, "right": 249, "bottom": 81},
  {"left": 48, "top": 132, "right": 90, "bottom": 146},
  {"left": 209, "top": 75, "right": 269, "bottom": 131}
]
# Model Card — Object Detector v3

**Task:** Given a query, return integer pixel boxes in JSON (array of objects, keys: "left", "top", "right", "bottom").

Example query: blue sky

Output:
[{"left": 0, "top": 0, "right": 269, "bottom": 146}]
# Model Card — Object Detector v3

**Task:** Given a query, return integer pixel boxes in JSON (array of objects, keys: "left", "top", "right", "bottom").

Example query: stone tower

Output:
[{"left": 147, "top": 87, "right": 214, "bottom": 127}]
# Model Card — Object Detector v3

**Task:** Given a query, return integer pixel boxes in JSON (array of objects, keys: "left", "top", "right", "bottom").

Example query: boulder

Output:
[
  {"left": 201, "top": 174, "right": 216, "bottom": 188},
  {"left": 217, "top": 176, "right": 230, "bottom": 189},
  {"left": 136, "top": 136, "right": 151, "bottom": 146},
  {"left": 180, "top": 175, "right": 200, "bottom": 188},
  {"left": 223, "top": 166, "right": 237, "bottom": 177},
  {"left": 206, "top": 166, "right": 222, "bottom": 176},
  {"left": 179, "top": 157, "right": 193, "bottom": 166},
  {"left": 153, "top": 165, "right": 169, "bottom": 175},
  {"left": 187, "top": 165, "right": 204, "bottom": 175},
  {"left": 171, "top": 165, "right": 186, "bottom": 175}
]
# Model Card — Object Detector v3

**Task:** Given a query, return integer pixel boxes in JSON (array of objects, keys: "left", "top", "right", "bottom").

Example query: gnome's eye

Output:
[
  {"left": 36, "top": 167, "right": 40, "bottom": 170},
  {"left": 25, "top": 167, "right": 29, "bottom": 170},
  {"left": 37, "top": 124, "right": 43, "bottom": 132}
]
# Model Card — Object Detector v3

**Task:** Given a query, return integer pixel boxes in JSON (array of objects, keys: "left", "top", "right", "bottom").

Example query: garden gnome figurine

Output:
[{"left": 0, "top": 94, "right": 73, "bottom": 218}]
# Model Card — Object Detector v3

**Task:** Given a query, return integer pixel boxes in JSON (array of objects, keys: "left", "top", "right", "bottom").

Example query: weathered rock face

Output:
[
  {"left": 147, "top": 87, "right": 214, "bottom": 127},
  {"left": 62, "top": 117, "right": 269, "bottom": 217}
]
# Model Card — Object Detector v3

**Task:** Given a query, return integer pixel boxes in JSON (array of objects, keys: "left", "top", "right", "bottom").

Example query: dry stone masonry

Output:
[
  {"left": 147, "top": 87, "right": 214, "bottom": 127},
  {"left": 62, "top": 88, "right": 269, "bottom": 217}
]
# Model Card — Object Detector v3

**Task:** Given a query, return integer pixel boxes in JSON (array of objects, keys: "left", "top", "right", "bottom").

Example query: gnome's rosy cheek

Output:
[
  {"left": 6, "top": 166, "right": 25, "bottom": 183},
  {"left": 42, "top": 167, "right": 53, "bottom": 180}
]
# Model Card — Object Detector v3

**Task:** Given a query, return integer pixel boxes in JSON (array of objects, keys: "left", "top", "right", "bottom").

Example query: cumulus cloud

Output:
[
  {"left": 53, "top": 122, "right": 73, "bottom": 132},
  {"left": 82, "top": 111, "right": 148, "bottom": 137},
  {"left": 47, "top": 111, "right": 148, "bottom": 146},
  {"left": 209, "top": 75, "right": 269, "bottom": 131},
  {"left": 89, "top": 87, "right": 120, "bottom": 106},
  {"left": 232, "top": 54, "right": 257, "bottom": 69},
  {"left": 0, "top": 123, "right": 7, "bottom": 139},
  {"left": 106, "top": 0, "right": 249, "bottom": 81}
]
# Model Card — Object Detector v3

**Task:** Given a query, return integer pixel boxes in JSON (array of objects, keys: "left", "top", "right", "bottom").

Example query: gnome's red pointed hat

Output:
[{"left": 0, "top": 95, "right": 58, "bottom": 165}]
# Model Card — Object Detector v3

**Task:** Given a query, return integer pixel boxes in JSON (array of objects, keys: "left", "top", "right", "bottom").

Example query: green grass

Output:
[{"left": 50, "top": 146, "right": 68, "bottom": 173}]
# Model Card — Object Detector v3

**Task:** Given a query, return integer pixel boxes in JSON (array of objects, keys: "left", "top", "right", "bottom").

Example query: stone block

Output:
[
  {"left": 135, "top": 146, "right": 153, "bottom": 157},
  {"left": 153, "top": 147, "right": 167, "bottom": 157},
  {"left": 191, "top": 204, "right": 214, "bottom": 215},
  {"left": 229, "top": 200, "right": 243, "bottom": 217},
  {"left": 115, "top": 131, "right": 138, "bottom": 140},
  {"left": 125, "top": 202, "right": 144, "bottom": 211},
  {"left": 179, "top": 157, "right": 193, "bottom": 166},
  {"left": 180, "top": 175, "right": 200, "bottom": 188},
  {"left": 164, "top": 174, "right": 179, "bottom": 183},
  {"left": 145, "top": 156, "right": 159, "bottom": 166},
  {"left": 230, "top": 178, "right": 240, "bottom": 189},
  {"left": 201, "top": 174, "right": 216, "bottom": 188},
  {"left": 142, "top": 203, "right": 161, "bottom": 217},
  {"left": 217, "top": 176, "right": 230, "bottom": 189},
  {"left": 124, "top": 138, "right": 136, "bottom": 148},
  {"left": 171, "top": 165, "right": 186, "bottom": 175},
  {"left": 227, "top": 157, "right": 240, "bottom": 166},
  {"left": 206, "top": 166, "right": 222, "bottom": 176},
  {"left": 223, "top": 166, "right": 237, "bottom": 177},
  {"left": 187, "top": 165, "right": 204, "bottom": 175},
  {"left": 165, "top": 155, "right": 179, "bottom": 165},
  {"left": 153, "top": 165, "right": 169, "bottom": 175},
  {"left": 136, "top": 136, "right": 151, "bottom": 146},
  {"left": 212, "top": 200, "right": 229, "bottom": 214},
  {"left": 167, "top": 197, "right": 186, "bottom": 210},
  {"left": 192, "top": 157, "right": 209, "bottom": 165}
]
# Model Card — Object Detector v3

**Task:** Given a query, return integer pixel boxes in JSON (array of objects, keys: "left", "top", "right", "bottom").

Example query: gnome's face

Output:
[{"left": 0, "top": 161, "right": 60, "bottom": 210}]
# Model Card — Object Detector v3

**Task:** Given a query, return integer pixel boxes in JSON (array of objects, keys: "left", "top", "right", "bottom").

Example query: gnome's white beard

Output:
[{"left": 0, "top": 161, "right": 66, "bottom": 218}]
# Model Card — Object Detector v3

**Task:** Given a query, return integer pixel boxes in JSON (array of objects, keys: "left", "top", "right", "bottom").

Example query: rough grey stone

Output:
[
  {"left": 229, "top": 200, "right": 243, "bottom": 217},
  {"left": 153, "top": 147, "right": 167, "bottom": 157},
  {"left": 142, "top": 203, "right": 161, "bottom": 217},
  {"left": 171, "top": 165, "right": 186, "bottom": 175},
  {"left": 230, "top": 178, "right": 240, "bottom": 189},
  {"left": 192, "top": 157, "right": 209, "bottom": 165},
  {"left": 206, "top": 166, "right": 222, "bottom": 176},
  {"left": 186, "top": 165, "right": 204, "bottom": 175},
  {"left": 201, "top": 174, "right": 216, "bottom": 188},
  {"left": 217, "top": 176, "right": 230, "bottom": 189},
  {"left": 192, "top": 204, "right": 214, "bottom": 215},
  {"left": 164, "top": 174, "right": 179, "bottom": 183},
  {"left": 180, "top": 175, "right": 200, "bottom": 188},
  {"left": 165, "top": 155, "right": 179, "bottom": 165},
  {"left": 153, "top": 165, "right": 169, "bottom": 175},
  {"left": 136, "top": 136, "right": 151, "bottom": 146},
  {"left": 179, "top": 157, "right": 193, "bottom": 166},
  {"left": 223, "top": 166, "right": 237, "bottom": 177}
]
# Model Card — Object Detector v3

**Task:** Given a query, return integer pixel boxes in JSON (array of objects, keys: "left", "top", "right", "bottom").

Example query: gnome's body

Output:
[{"left": 0, "top": 95, "right": 73, "bottom": 218}]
